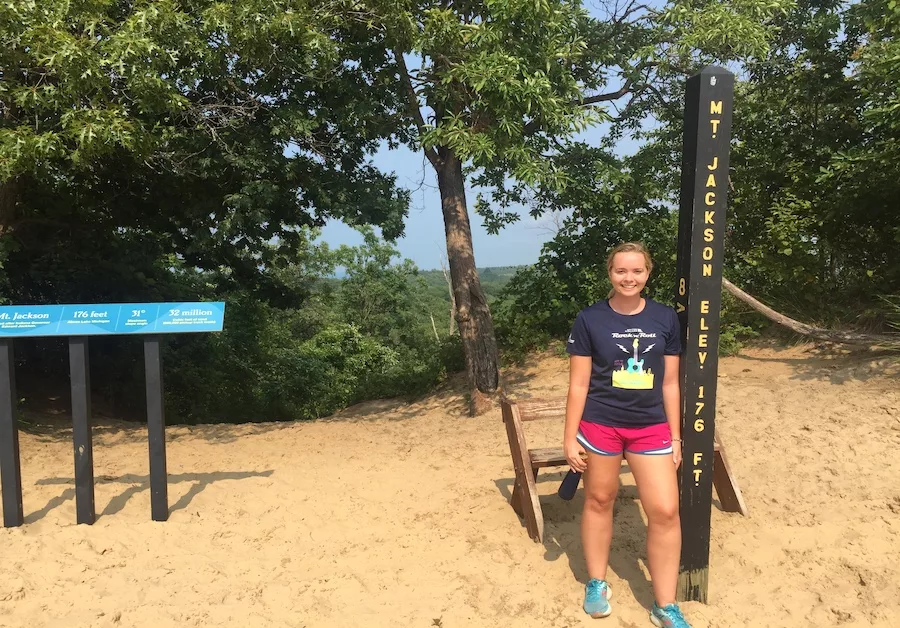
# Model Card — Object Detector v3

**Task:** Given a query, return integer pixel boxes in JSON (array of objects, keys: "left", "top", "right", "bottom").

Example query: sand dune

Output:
[{"left": 1, "top": 344, "right": 898, "bottom": 627}]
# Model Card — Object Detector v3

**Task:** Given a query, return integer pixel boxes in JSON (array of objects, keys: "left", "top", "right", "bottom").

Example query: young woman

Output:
[{"left": 563, "top": 242, "right": 691, "bottom": 628}]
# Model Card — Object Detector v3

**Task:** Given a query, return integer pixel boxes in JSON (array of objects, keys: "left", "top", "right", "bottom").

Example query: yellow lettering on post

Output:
[
  {"left": 700, "top": 318, "right": 708, "bottom": 331},
  {"left": 699, "top": 352, "right": 707, "bottom": 365},
  {"left": 711, "top": 119, "right": 721, "bottom": 134},
  {"left": 679, "top": 278, "right": 685, "bottom": 296},
  {"left": 705, "top": 210, "right": 715, "bottom": 224},
  {"left": 705, "top": 192, "right": 716, "bottom": 205},
  {"left": 702, "top": 247, "right": 713, "bottom": 260},
  {"left": 693, "top": 452, "right": 703, "bottom": 466},
  {"left": 694, "top": 418, "right": 705, "bottom": 431},
  {"left": 707, "top": 157, "right": 718, "bottom": 171},
  {"left": 704, "top": 227, "right": 714, "bottom": 242},
  {"left": 710, "top": 101, "right": 723, "bottom": 115},
  {"left": 698, "top": 334, "right": 708, "bottom": 348},
  {"left": 706, "top": 174, "right": 716, "bottom": 187},
  {"left": 695, "top": 402, "right": 704, "bottom": 415},
  {"left": 703, "top": 263, "right": 712, "bottom": 276},
  {"left": 693, "top": 469, "right": 702, "bottom": 483},
  {"left": 700, "top": 301, "right": 710, "bottom": 314},
  {"left": 698, "top": 385, "right": 704, "bottom": 399}
]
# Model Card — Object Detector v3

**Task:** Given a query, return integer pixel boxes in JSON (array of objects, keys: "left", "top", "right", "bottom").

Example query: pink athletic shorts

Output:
[{"left": 577, "top": 421, "right": 673, "bottom": 456}]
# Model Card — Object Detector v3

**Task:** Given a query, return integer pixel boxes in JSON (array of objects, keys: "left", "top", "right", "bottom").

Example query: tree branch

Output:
[
  {"left": 580, "top": 80, "right": 634, "bottom": 106},
  {"left": 644, "top": 82, "right": 677, "bottom": 116},
  {"left": 722, "top": 278, "right": 899, "bottom": 348},
  {"left": 578, "top": 62, "right": 658, "bottom": 107},
  {"left": 394, "top": 49, "right": 440, "bottom": 168},
  {"left": 612, "top": 0, "right": 656, "bottom": 25}
]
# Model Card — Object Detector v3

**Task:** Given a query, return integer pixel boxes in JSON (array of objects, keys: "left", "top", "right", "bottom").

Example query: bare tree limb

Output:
[
  {"left": 528, "top": 209, "right": 570, "bottom": 237},
  {"left": 611, "top": 1, "right": 657, "bottom": 25},
  {"left": 643, "top": 82, "right": 679, "bottom": 118},
  {"left": 610, "top": 84, "right": 648, "bottom": 120},
  {"left": 577, "top": 62, "right": 658, "bottom": 108},
  {"left": 429, "top": 313, "right": 440, "bottom": 341},
  {"left": 580, "top": 80, "right": 634, "bottom": 106},
  {"left": 439, "top": 251, "right": 457, "bottom": 335},
  {"left": 722, "top": 278, "right": 898, "bottom": 348},
  {"left": 394, "top": 49, "right": 440, "bottom": 168}
]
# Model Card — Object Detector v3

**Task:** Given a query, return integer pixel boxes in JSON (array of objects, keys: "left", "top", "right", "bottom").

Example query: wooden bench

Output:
[{"left": 501, "top": 397, "right": 748, "bottom": 542}]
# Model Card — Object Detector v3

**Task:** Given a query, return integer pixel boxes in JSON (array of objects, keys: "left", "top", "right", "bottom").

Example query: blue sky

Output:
[
  {"left": 319, "top": 143, "right": 558, "bottom": 271},
  {"left": 319, "top": 126, "right": 645, "bottom": 271}
]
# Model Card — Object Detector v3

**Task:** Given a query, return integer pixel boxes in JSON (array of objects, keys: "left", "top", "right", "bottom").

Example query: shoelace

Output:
[
  {"left": 661, "top": 604, "right": 688, "bottom": 626},
  {"left": 586, "top": 581, "right": 606, "bottom": 602}
]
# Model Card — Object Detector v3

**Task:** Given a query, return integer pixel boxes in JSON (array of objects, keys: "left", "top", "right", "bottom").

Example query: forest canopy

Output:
[{"left": 0, "top": 0, "right": 896, "bottom": 422}]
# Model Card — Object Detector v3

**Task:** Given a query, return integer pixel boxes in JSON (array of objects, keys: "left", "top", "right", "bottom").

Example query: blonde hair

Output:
[{"left": 606, "top": 242, "right": 653, "bottom": 298}]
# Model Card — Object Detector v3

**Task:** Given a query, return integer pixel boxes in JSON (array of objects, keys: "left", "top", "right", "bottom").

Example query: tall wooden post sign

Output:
[{"left": 674, "top": 66, "right": 733, "bottom": 603}]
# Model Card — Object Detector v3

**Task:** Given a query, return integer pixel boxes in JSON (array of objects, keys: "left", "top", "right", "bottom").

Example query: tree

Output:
[
  {"left": 722, "top": 0, "right": 900, "bottom": 321},
  {"left": 498, "top": 0, "right": 900, "bottom": 353},
  {"left": 0, "top": 0, "right": 409, "bottom": 302},
  {"left": 820, "top": 0, "right": 900, "bottom": 290},
  {"left": 727, "top": 0, "right": 869, "bottom": 307},
  {"left": 355, "top": 0, "right": 790, "bottom": 411},
  {"left": 335, "top": 226, "right": 430, "bottom": 346}
]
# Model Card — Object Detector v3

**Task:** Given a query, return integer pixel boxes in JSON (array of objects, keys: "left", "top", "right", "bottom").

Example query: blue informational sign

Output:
[{"left": 0, "top": 302, "right": 225, "bottom": 337}]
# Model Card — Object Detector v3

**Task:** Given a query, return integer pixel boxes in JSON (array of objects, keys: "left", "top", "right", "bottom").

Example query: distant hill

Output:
[
  {"left": 418, "top": 266, "right": 523, "bottom": 302},
  {"left": 319, "top": 265, "right": 525, "bottom": 337}
]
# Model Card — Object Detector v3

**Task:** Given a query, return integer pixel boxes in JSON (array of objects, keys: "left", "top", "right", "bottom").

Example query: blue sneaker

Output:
[
  {"left": 650, "top": 602, "right": 691, "bottom": 628},
  {"left": 583, "top": 578, "right": 612, "bottom": 618}
]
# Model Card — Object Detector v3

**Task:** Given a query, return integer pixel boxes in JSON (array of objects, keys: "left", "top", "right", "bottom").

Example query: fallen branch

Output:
[{"left": 722, "top": 278, "right": 899, "bottom": 348}]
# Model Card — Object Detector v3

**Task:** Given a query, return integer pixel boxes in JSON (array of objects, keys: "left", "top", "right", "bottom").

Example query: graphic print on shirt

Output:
[{"left": 611, "top": 329, "right": 656, "bottom": 390}]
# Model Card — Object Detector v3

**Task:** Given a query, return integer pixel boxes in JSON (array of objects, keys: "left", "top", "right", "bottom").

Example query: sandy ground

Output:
[{"left": 1, "top": 344, "right": 899, "bottom": 628}]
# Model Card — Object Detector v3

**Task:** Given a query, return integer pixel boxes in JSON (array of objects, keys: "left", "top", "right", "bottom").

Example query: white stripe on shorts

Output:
[
  {"left": 576, "top": 429, "right": 621, "bottom": 456},
  {"left": 628, "top": 445, "right": 674, "bottom": 455}
]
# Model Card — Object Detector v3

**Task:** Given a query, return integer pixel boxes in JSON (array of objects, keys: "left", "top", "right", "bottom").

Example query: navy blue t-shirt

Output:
[{"left": 566, "top": 298, "right": 681, "bottom": 427}]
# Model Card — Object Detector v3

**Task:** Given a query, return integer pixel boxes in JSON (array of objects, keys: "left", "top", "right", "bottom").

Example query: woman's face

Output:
[{"left": 608, "top": 252, "right": 649, "bottom": 298}]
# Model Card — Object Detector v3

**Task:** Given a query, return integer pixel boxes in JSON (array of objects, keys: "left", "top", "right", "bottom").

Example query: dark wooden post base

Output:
[
  {"left": 0, "top": 339, "right": 23, "bottom": 528},
  {"left": 144, "top": 336, "right": 168, "bottom": 522},
  {"left": 69, "top": 336, "right": 95, "bottom": 524}
]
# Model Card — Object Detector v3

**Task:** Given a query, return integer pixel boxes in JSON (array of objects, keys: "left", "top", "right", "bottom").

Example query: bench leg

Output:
[
  {"left": 510, "top": 476, "right": 524, "bottom": 518},
  {"left": 713, "top": 437, "right": 748, "bottom": 516},
  {"left": 520, "top": 466, "right": 543, "bottom": 542},
  {"left": 502, "top": 402, "right": 544, "bottom": 542}
]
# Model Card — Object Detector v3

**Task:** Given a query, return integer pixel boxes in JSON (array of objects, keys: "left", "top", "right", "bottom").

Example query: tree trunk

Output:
[
  {"left": 434, "top": 147, "right": 499, "bottom": 414},
  {"left": 722, "top": 278, "right": 898, "bottom": 347}
]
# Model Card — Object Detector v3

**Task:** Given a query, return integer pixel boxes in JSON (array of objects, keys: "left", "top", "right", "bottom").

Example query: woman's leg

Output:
[
  {"left": 582, "top": 451, "right": 624, "bottom": 580},
  {"left": 625, "top": 451, "right": 681, "bottom": 606}
]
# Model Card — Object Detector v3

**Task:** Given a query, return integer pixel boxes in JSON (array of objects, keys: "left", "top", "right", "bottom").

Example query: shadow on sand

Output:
[{"left": 27, "top": 470, "right": 274, "bottom": 523}]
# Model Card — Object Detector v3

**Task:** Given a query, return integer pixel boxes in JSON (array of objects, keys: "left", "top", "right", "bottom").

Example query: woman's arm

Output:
[
  {"left": 564, "top": 355, "right": 592, "bottom": 472},
  {"left": 662, "top": 354, "right": 682, "bottom": 466}
]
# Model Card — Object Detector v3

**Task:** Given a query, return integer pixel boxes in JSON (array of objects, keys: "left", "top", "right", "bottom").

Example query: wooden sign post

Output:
[
  {"left": 674, "top": 66, "right": 734, "bottom": 603},
  {"left": 0, "top": 339, "right": 23, "bottom": 527}
]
